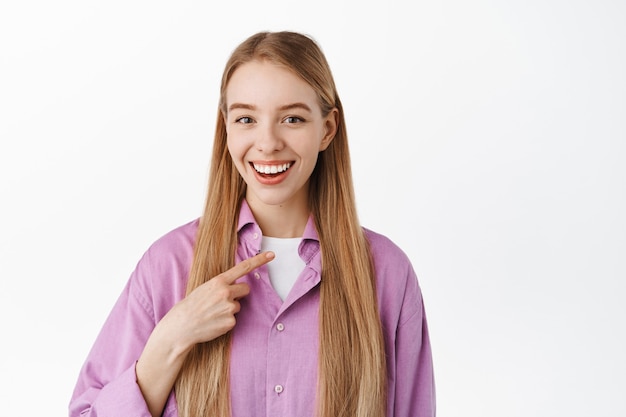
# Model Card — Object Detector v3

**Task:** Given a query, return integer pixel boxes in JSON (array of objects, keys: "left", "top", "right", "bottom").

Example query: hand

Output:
[
  {"left": 164, "top": 251, "right": 275, "bottom": 349},
  {"left": 137, "top": 251, "right": 275, "bottom": 417}
]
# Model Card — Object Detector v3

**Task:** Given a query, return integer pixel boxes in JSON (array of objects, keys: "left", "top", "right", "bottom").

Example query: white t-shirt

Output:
[{"left": 260, "top": 236, "right": 306, "bottom": 301}]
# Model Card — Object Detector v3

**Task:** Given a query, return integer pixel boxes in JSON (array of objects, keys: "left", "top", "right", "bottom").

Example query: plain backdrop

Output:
[{"left": 1, "top": 1, "right": 624, "bottom": 416}]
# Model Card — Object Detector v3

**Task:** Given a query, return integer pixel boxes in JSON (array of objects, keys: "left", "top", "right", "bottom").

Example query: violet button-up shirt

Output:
[{"left": 70, "top": 201, "right": 435, "bottom": 416}]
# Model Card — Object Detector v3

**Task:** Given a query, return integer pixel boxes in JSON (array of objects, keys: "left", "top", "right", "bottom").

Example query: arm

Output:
[
  {"left": 365, "top": 229, "right": 436, "bottom": 417},
  {"left": 70, "top": 246, "right": 274, "bottom": 417},
  {"left": 136, "top": 253, "right": 273, "bottom": 416},
  {"left": 69, "top": 274, "right": 157, "bottom": 417},
  {"left": 393, "top": 299, "right": 436, "bottom": 416},
  {"left": 392, "top": 268, "right": 436, "bottom": 417}
]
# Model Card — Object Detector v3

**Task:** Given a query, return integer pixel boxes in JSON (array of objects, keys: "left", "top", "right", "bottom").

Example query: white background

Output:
[{"left": 1, "top": 1, "right": 624, "bottom": 416}]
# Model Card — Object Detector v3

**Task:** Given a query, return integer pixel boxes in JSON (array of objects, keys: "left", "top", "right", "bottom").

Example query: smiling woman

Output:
[
  {"left": 69, "top": 31, "right": 435, "bottom": 417},
  {"left": 225, "top": 60, "right": 337, "bottom": 234}
]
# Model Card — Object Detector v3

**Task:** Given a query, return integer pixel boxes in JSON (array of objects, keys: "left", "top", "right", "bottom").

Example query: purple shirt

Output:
[{"left": 70, "top": 201, "right": 435, "bottom": 416}]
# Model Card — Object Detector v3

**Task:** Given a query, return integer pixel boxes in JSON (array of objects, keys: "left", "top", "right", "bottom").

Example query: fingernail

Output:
[{"left": 266, "top": 251, "right": 275, "bottom": 259}]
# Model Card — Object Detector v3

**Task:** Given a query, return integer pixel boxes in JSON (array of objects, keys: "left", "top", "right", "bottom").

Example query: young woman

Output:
[{"left": 70, "top": 31, "right": 435, "bottom": 417}]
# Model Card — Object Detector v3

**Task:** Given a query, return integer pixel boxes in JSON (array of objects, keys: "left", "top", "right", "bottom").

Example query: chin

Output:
[
  {"left": 247, "top": 187, "right": 305, "bottom": 208},
  {"left": 253, "top": 195, "right": 294, "bottom": 207}
]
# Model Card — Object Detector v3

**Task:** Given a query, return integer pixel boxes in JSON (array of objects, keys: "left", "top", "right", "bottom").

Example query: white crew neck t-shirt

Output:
[{"left": 260, "top": 236, "right": 306, "bottom": 301}]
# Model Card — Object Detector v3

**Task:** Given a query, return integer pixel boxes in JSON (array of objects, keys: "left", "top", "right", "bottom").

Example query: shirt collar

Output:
[
  {"left": 237, "top": 199, "right": 321, "bottom": 270},
  {"left": 237, "top": 199, "right": 257, "bottom": 232}
]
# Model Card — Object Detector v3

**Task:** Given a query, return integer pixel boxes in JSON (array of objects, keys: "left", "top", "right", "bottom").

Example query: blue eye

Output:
[{"left": 236, "top": 116, "right": 254, "bottom": 124}]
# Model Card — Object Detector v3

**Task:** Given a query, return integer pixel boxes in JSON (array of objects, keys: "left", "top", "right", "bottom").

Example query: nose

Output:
[{"left": 255, "top": 123, "right": 284, "bottom": 153}]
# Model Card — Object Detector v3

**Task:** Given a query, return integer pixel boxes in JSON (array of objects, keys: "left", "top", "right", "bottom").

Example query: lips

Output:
[{"left": 249, "top": 161, "right": 294, "bottom": 185}]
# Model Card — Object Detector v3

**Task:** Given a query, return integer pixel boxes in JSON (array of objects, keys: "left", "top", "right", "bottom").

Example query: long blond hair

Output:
[{"left": 175, "top": 31, "right": 386, "bottom": 417}]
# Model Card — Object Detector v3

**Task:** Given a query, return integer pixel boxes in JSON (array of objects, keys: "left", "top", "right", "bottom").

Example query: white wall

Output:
[{"left": 1, "top": 1, "right": 624, "bottom": 415}]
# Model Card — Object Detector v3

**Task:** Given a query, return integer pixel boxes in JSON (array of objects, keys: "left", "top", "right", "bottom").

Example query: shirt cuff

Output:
[{"left": 90, "top": 362, "right": 152, "bottom": 417}]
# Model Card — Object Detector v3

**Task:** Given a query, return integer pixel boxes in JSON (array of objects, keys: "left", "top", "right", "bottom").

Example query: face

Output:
[{"left": 224, "top": 60, "right": 337, "bottom": 211}]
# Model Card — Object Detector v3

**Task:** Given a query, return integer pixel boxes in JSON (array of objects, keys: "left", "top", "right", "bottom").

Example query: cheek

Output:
[
  {"left": 226, "top": 129, "right": 254, "bottom": 155},
  {"left": 297, "top": 140, "right": 324, "bottom": 162},
  {"left": 226, "top": 138, "right": 243, "bottom": 168},
  {"left": 226, "top": 134, "right": 243, "bottom": 158}
]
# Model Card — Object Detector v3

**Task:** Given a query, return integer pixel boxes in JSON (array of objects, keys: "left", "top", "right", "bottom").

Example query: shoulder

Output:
[
  {"left": 144, "top": 218, "right": 199, "bottom": 259},
  {"left": 363, "top": 227, "right": 413, "bottom": 271},
  {"left": 129, "top": 219, "right": 200, "bottom": 317},
  {"left": 363, "top": 227, "right": 423, "bottom": 326},
  {"left": 139, "top": 218, "right": 200, "bottom": 279}
]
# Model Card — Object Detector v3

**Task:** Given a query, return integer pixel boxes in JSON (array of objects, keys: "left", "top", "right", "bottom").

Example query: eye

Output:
[
  {"left": 284, "top": 116, "right": 304, "bottom": 124},
  {"left": 235, "top": 116, "right": 254, "bottom": 124}
]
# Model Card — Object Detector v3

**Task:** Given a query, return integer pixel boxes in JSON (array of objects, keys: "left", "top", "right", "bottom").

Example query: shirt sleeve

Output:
[
  {"left": 391, "top": 266, "right": 436, "bottom": 417},
  {"left": 68, "top": 251, "right": 158, "bottom": 417}
]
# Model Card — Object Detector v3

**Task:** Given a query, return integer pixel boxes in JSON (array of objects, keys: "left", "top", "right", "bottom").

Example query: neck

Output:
[{"left": 246, "top": 195, "right": 309, "bottom": 238}]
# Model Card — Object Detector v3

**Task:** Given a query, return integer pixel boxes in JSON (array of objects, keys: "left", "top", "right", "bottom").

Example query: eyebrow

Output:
[
  {"left": 227, "top": 102, "right": 313, "bottom": 113},
  {"left": 228, "top": 103, "right": 255, "bottom": 112},
  {"left": 278, "top": 103, "right": 312, "bottom": 112}
]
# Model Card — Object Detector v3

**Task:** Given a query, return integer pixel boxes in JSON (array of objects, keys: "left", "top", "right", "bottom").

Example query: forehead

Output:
[{"left": 225, "top": 60, "right": 320, "bottom": 111}]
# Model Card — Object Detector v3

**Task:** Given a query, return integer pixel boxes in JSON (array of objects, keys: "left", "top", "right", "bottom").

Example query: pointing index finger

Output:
[{"left": 222, "top": 251, "right": 275, "bottom": 284}]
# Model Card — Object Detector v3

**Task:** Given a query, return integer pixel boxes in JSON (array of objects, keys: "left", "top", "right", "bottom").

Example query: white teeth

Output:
[{"left": 253, "top": 163, "right": 291, "bottom": 174}]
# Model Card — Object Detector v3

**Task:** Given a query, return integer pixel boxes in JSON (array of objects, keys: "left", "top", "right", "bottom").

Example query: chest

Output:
[{"left": 229, "top": 249, "right": 321, "bottom": 417}]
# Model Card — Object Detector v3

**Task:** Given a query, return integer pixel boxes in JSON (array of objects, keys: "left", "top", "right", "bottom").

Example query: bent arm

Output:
[
  {"left": 69, "top": 276, "right": 159, "bottom": 417},
  {"left": 70, "top": 249, "right": 273, "bottom": 417}
]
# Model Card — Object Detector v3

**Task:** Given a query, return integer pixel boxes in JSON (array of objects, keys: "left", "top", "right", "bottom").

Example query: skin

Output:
[
  {"left": 225, "top": 59, "right": 338, "bottom": 237},
  {"left": 135, "top": 60, "right": 338, "bottom": 417},
  {"left": 136, "top": 251, "right": 275, "bottom": 417}
]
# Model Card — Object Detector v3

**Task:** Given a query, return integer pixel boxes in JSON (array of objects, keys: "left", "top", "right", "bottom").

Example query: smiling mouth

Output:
[{"left": 251, "top": 162, "right": 292, "bottom": 176}]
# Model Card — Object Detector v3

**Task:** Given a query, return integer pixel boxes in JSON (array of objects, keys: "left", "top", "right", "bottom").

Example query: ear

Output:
[{"left": 319, "top": 108, "right": 338, "bottom": 151}]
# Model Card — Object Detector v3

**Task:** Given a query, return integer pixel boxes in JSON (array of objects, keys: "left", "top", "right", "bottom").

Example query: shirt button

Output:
[
  {"left": 276, "top": 323, "right": 285, "bottom": 331},
  {"left": 253, "top": 232, "right": 259, "bottom": 239},
  {"left": 254, "top": 272, "right": 261, "bottom": 279},
  {"left": 274, "top": 384, "right": 283, "bottom": 394}
]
